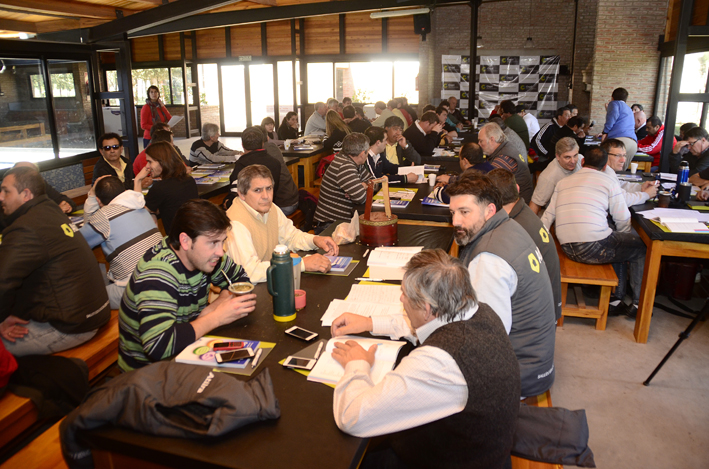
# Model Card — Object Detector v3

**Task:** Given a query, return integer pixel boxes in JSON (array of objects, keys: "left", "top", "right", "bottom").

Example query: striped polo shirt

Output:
[
  {"left": 314, "top": 153, "right": 372, "bottom": 223},
  {"left": 541, "top": 167, "right": 631, "bottom": 245}
]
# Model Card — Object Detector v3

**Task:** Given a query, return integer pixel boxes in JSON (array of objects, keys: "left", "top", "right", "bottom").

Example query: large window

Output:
[
  {"left": 657, "top": 52, "right": 709, "bottom": 133},
  {"left": 307, "top": 61, "right": 419, "bottom": 105},
  {"left": 221, "top": 64, "right": 247, "bottom": 133},
  {"left": 30, "top": 73, "right": 76, "bottom": 98},
  {"left": 106, "top": 68, "right": 185, "bottom": 106},
  {"left": 0, "top": 56, "right": 97, "bottom": 168},
  {"left": 249, "top": 64, "right": 275, "bottom": 126}
]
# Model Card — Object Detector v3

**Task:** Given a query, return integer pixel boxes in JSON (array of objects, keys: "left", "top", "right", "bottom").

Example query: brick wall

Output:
[
  {"left": 588, "top": 0, "right": 668, "bottom": 130},
  {"left": 420, "top": 0, "right": 668, "bottom": 128}
]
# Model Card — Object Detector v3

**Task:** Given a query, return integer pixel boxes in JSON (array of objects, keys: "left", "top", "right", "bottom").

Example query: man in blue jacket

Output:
[{"left": 601, "top": 87, "right": 637, "bottom": 170}]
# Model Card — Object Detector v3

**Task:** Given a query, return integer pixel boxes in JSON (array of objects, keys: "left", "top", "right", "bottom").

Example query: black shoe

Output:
[
  {"left": 608, "top": 302, "right": 627, "bottom": 317},
  {"left": 625, "top": 304, "right": 638, "bottom": 319}
]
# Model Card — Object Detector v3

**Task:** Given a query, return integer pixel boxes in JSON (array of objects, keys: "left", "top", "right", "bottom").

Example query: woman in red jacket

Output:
[{"left": 140, "top": 85, "right": 172, "bottom": 149}]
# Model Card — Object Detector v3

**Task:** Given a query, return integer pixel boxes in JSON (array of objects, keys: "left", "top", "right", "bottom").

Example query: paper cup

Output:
[
  {"left": 630, "top": 162, "right": 638, "bottom": 174},
  {"left": 285, "top": 139, "right": 292, "bottom": 150},
  {"left": 228, "top": 282, "right": 254, "bottom": 295},
  {"left": 294, "top": 289, "right": 306, "bottom": 310},
  {"left": 428, "top": 173, "right": 436, "bottom": 186}
]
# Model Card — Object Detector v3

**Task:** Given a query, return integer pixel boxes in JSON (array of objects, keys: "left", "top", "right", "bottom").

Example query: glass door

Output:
[
  {"left": 221, "top": 64, "right": 247, "bottom": 133},
  {"left": 249, "top": 64, "right": 275, "bottom": 128}
]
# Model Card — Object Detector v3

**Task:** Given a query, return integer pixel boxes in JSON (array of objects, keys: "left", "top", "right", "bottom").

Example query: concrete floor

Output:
[{"left": 552, "top": 295, "right": 709, "bottom": 468}]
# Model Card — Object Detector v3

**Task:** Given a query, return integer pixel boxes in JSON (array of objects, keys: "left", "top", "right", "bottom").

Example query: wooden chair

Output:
[{"left": 555, "top": 240, "right": 619, "bottom": 330}]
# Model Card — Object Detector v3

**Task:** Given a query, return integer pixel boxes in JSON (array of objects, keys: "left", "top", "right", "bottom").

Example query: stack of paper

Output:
[
  {"left": 636, "top": 207, "right": 709, "bottom": 233},
  {"left": 367, "top": 246, "right": 423, "bottom": 280},
  {"left": 320, "top": 284, "right": 405, "bottom": 326},
  {"left": 307, "top": 336, "right": 406, "bottom": 386},
  {"left": 397, "top": 165, "right": 426, "bottom": 183}
]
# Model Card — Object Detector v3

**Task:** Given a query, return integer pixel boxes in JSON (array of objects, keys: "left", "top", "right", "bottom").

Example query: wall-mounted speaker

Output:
[{"left": 413, "top": 14, "right": 431, "bottom": 41}]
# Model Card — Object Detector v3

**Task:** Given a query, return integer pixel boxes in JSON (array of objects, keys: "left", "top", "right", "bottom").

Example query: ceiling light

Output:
[
  {"left": 525, "top": 37, "right": 534, "bottom": 48},
  {"left": 370, "top": 8, "right": 431, "bottom": 19}
]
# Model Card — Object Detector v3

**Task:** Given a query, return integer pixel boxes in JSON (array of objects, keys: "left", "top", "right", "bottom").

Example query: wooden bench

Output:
[
  {"left": 82, "top": 157, "right": 100, "bottom": 186},
  {"left": 0, "top": 310, "right": 119, "bottom": 454},
  {"left": 555, "top": 240, "right": 619, "bottom": 330},
  {"left": 2, "top": 419, "right": 68, "bottom": 469}
]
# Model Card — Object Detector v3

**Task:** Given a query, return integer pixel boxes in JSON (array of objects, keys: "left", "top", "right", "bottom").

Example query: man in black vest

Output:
[
  {"left": 486, "top": 168, "right": 562, "bottom": 321},
  {"left": 330, "top": 249, "right": 520, "bottom": 469},
  {"left": 447, "top": 172, "right": 556, "bottom": 397}
]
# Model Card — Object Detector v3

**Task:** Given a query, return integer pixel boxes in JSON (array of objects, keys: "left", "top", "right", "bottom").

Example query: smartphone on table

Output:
[
  {"left": 285, "top": 326, "right": 318, "bottom": 341},
  {"left": 213, "top": 341, "right": 245, "bottom": 352},
  {"left": 215, "top": 348, "right": 254, "bottom": 364},
  {"left": 283, "top": 356, "right": 316, "bottom": 370}
]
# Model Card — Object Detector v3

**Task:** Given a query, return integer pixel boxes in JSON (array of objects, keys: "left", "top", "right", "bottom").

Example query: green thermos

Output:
[{"left": 267, "top": 244, "right": 296, "bottom": 322}]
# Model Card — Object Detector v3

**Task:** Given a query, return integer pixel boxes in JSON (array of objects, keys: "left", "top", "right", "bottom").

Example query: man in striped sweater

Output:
[
  {"left": 313, "top": 133, "right": 373, "bottom": 233},
  {"left": 118, "top": 199, "right": 255, "bottom": 372},
  {"left": 541, "top": 147, "right": 646, "bottom": 318},
  {"left": 80, "top": 176, "right": 164, "bottom": 309}
]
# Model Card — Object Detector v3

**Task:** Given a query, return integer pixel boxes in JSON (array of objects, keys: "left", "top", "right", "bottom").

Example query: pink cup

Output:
[{"left": 294, "top": 289, "right": 306, "bottom": 310}]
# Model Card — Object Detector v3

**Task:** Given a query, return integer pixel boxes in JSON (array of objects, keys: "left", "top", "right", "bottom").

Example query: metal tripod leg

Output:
[{"left": 644, "top": 299, "right": 709, "bottom": 386}]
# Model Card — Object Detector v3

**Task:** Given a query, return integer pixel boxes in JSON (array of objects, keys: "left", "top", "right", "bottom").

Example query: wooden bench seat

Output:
[
  {"left": 555, "top": 239, "right": 619, "bottom": 330},
  {"left": 0, "top": 310, "right": 119, "bottom": 454},
  {"left": 2, "top": 419, "right": 67, "bottom": 469}
]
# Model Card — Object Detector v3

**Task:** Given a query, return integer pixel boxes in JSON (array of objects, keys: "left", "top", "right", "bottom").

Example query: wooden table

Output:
[
  {"left": 284, "top": 156, "right": 300, "bottom": 186},
  {"left": 79, "top": 223, "right": 455, "bottom": 469},
  {"left": 356, "top": 183, "right": 453, "bottom": 225},
  {"left": 283, "top": 144, "right": 326, "bottom": 188},
  {"left": 631, "top": 201, "right": 709, "bottom": 343},
  {"left": 193, "top": 164, "right": 235, "bottom": 205}
]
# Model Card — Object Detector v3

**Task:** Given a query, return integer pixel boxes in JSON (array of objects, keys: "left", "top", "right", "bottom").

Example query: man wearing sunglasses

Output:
[
  {"left": 93, "top": 133, "right": 135, "bottom": 190},
  {"left": 670, "top": 126, "right": 709, "bottom": 175}
]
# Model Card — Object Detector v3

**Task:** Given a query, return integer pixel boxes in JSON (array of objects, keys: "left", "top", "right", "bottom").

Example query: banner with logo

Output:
[{"left": 442, "top": 54, "right": 560, "bottom": 126}]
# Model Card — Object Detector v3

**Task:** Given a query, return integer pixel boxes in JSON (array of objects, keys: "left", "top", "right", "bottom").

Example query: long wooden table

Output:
[
  {"left": 631, "top": 201, "right": 709, "bottom": 343},
  {"left": 79, "top": 223, "right": 455, "bottom": 469},
  {"left": 282, "top": 144, "right": 327, "bottom": 188},
  {"left": 356, "top": 183, "right": 453, "bottom": 225}
]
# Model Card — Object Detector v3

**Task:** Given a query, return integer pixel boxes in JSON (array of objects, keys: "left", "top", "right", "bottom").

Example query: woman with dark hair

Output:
[
  {"left": 140, "top": 85, "right": 172, "bottom": 149},
  {"left": 278, "top": 111, "right": 299, "bottom": 140},
  {"left": 134, "top": 141, "right": 198, "bottom": 233},
  {"left": 261, "top": 117, "right": 276, "bottom": 141},
  {"left": 323, "top": 110, "right": 351, "bottom": 154}
]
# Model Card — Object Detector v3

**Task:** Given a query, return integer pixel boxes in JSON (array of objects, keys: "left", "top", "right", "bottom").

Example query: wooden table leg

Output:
[
  {"left": 597, "top": 285, "right": 611, "bottom": 331},
  {"left": 634, "top": 239, "right": 663, "bottom": 343}
]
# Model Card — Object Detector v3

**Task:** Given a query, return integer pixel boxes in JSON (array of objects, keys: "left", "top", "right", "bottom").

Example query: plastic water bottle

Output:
[
  {"left": 678, "top": 160, "right": 689, "bottom": 185},
  {"left": 267, "top": 245, "right": 296, "bottom": 322}
]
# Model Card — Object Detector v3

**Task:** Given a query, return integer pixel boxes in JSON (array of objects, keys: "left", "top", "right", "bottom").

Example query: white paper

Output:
[
  {"left": 659, "top": 173, "right": 677, "bottom": 181},
  {"left": 320, "top": 299, "right": 404, "bottom": 327},
  {"left": 307, "top": 336, "right": 406, "bottom": 385},
  {"left": 167, "top": 115, "right": 183, "bottom": 128},
  {"left": 398, "top": 165, "right": 425, "bottom": 183},
  {"left": 346, "top": 284, "right": 402, "bottom": 304}
]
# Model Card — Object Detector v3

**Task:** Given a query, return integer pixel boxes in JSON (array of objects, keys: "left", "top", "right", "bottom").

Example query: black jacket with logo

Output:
[{"left": 0, "top": 195, "right": 110, "bottom": 333}]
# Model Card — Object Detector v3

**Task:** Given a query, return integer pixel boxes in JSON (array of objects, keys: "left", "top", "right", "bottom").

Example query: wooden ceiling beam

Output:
[
  {"left": 0, "top": 18, "right": 36, "bottom": 33},
  {"left": 247, "top": 0, "right": 277, "bottom": 6},
  {"left": 0, "top": 0, "right": 137, "bottom": 20},
  {"left": 34, "top": 17, "right": 107, "bottom": 33}
]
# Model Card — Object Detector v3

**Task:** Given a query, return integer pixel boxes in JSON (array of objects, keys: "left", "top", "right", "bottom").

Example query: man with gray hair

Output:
[
  {"left": 225, "top": 164, "right": 338, "bottom": 283},
  {"left": 13, "top": 161, "right": 76, "bottom": 214},
  {"left": 477, "top": 122, "right": 534, "bottom": 203},
  {"left": 189, "top": 123, "right": 241, "bottom": 165},
  {"left": 529, "top": 137, "right": 583, "bottom": 215},
  {"left": 330, "top": 249, "right": 520, "bottom": 468},
  {"left": 313, "top": 133, "right": 373, "bottom": 231},
  {"left": 304, "top": 102, "right": 328, "bottom": 136}
]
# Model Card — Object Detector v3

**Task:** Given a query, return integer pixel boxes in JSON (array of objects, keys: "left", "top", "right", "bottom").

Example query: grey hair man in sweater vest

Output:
[
  {"left": 447, "top": 172, "right": 557, "bottom": 398},
  {"left": 330, "top": 249, "right": 520, "bottom": 469}
]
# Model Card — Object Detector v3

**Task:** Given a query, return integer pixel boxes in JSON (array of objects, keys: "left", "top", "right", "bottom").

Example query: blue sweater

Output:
[{"left": 603, "top": 101, "right": 636, "bottom": 141}]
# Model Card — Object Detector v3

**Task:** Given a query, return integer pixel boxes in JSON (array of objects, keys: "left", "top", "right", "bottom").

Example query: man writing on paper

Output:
[
  {"left": 330, "top": 249, "right": 520, "bottom": 469},
  {"left": 225, "top": 164, "right": 338, "bottom": 283}
]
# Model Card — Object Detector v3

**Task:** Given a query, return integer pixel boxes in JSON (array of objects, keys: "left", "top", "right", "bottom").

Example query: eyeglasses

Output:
[
  {"left": 608, "top": 152, "right": 626, "bottom": 158},
  {"left": 688, "top": 139, "right": 699, "bottom": 148},
  {"left": 102, "top": 144, "right": 121, "bottom": 151}
]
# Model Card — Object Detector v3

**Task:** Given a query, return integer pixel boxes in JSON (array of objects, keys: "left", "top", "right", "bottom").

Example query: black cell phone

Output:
[{"left": 215, "top": 348, "right": 254, "bottom": 364}]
